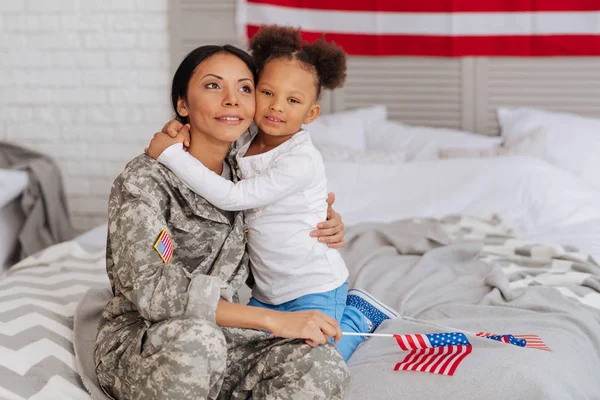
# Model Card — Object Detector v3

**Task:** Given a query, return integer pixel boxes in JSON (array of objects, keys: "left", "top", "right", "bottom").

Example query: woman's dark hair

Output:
[
  {"left": 249, "top": 25, "right": 346, "bottom": 98},
  {"left": 171, "top": 45, "right": 258, "bottom": 122}
]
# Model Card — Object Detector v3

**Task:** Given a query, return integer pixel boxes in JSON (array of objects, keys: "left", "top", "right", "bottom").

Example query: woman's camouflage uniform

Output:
[{"left": 94, "top": 154, "right": 350, "bottom": 400}]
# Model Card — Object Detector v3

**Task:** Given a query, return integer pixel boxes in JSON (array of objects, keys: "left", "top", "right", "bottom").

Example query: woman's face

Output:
[{"left": 177, "top": 52, "right": 256, "bottom": 144}]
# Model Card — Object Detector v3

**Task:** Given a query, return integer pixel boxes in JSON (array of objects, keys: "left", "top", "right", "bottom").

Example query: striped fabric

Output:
[
  {"left": 0, "top": 241, "right": 108, "bottom": 399},
  {"left": 394, "top": 346, "right": 473, "bottom": 376},
  {"left": 394, "top": 332, "right": 471, "bottom": 350},
  {"left": 441, "top": 215, "right": 600, "bottom": 312},
  {"left": 393, "top": 333, "right": 472, "bottom": 376},
  {"left": 238, "top": 0, "right": 600, "bottom": 56}
]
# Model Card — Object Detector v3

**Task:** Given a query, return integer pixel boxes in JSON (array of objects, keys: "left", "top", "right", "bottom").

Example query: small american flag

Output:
[
  {"left": 395, "top": 332, "right": 471, "bottom": 350},
  {"left": 476, "top": 333, "right": 526, "bottom": 347},
  {"left": 153, "top": 228, "right": 174, "bottom": 264},
  {"left": 477, "top": 332, "right": 550, "bottom": 351},
  {"left": 394, "top": 333, "right": 472, "bottom": 376}
]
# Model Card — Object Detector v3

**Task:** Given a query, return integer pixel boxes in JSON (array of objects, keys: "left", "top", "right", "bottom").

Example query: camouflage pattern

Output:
[{"left": 94, "top": 154, "right": 349, "bottom": 399}]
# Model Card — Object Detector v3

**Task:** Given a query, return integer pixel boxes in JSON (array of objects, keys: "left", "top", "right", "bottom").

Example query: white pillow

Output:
[
  {"left": 304, "top": 105, "right": 388, "bottom": 150},
  {"left": 319, "top": 105, "right": 387, "bottom": 132},
  {"left": 366, "top": 120, "right": 502, "bottom": 161},
  {"left": 0, "top": 169, "right": 28, "bottom": 209},
  {"left": 325, "top": 156, "right": 600, "bottom": 243},
  {"left": 306, "top": 117, "right": 366, "bottom": 150},
  {"left": 497, "top": 107, "right": 600, "bottom": 189},
  {"left": 314, "top": 141, "right": 406, "bottom": 163},
  {"left": 0, "top": 169, "right": 28, "bottom": 270}
]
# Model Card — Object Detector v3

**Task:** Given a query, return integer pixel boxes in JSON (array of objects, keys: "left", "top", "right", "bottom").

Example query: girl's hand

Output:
[
  {"left": 311, "top": 192, "right": 345, "bottom": 248},
  {"left": 266, "top": 309, "right": 343, "bottom": 347},
  {"left": 162, "top": 119, "right": 190, "bottom": 146},
  {"left": 145, "top": 124, "right": 190, "bottom": 160}
]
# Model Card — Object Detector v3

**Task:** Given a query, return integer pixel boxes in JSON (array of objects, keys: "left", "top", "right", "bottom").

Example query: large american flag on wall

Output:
[{"left": 236, "top": 0, "right": 600, "bottom": 56}]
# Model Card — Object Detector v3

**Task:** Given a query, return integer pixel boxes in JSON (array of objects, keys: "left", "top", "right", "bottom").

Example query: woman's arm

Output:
[
  {"left": 216, "top": 299, "right": 342, "bottom": 346},
  {"left": 109, "top": 174, "right": 229, "bottom": 324}
]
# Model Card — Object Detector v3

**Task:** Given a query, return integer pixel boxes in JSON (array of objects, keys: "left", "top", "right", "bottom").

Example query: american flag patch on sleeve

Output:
[{"left": 153, "top": 228, "right": 174, "bottom": 264}]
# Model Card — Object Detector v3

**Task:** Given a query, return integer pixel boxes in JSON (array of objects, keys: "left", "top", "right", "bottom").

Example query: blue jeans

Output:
[{"left": 247, "top": 281, "right": 369, "bottom": 362}]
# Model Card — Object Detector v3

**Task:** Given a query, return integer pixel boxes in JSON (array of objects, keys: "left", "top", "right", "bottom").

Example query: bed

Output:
[
  {"left": 1, "top": 107, "right": 600, "bottom": 399},
  {"left": 0, "top": 169, "right": 28, "bottom": 272},
  {"left": 326, "top": 157, "right": 600, "bottom": 399}
]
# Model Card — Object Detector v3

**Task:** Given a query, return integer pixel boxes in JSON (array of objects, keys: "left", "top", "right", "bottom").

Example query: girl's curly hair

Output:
[{"left": 249, "top": 25, "right": 347, "bottom": 98}]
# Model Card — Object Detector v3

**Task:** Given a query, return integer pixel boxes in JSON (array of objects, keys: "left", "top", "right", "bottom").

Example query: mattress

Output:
[{"left": 0, "top": 169, "right": 28, "bottom": 270}]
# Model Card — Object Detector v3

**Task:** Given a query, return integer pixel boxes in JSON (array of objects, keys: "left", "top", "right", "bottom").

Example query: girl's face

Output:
[
  {"left": 254, "top": 58, "right": 320, "bottom": 137},
  {"left": 177, "top": 52, "right": 256, "bottom": 144}
]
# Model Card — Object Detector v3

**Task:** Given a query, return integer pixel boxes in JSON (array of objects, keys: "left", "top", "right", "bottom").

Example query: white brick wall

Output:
[{"left": 0, "top": 0, "right": 172, "bottom": 231}]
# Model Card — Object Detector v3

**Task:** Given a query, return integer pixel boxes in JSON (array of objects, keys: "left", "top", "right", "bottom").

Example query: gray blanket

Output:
[
  {"left": 73, "top": 216, "right": 600, "bottom": 399},
  {"left": 0, "top": 142, "right": 74, "bottom": 260},
  {"left": 342, "top": 216, "right": 600, "bottom": 399}
]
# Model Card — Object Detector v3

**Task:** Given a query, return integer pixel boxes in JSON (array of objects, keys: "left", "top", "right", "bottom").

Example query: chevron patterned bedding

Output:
[{"left": 0, "top": 240, "right": 107, "bottom": 399}]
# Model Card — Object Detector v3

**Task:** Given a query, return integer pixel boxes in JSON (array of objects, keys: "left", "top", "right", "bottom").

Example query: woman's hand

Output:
[
  {"left": 266, "top": 309, "right": 343, "bottom": 347},
  {"left": 145, "top": 124, "right": 191, "bottom": 160},
  {"left": 311, "top": 192, "right": 345, "bottom": 248},
  {"left": 216, "top": 299, "right": 342, "bottom": 347}
]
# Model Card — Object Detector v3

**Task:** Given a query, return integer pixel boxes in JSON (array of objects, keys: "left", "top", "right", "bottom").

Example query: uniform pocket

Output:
[{"left": 169, "top": 214, "right": 197, "bottom": 233}]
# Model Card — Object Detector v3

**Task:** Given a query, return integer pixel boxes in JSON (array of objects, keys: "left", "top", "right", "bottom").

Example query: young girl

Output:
[{"left": 146, "top": 25, "right": 396, "bottom": 361}]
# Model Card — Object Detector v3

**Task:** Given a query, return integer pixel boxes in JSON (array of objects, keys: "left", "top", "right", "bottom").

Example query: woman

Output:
[{"left": 94, "top": 45, "right": 350, "bottom": 399}]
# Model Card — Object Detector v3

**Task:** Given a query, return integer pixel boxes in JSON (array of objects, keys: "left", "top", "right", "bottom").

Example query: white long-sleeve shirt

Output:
[{"left": 158, "top": 129, "right": 348, "bottom": 304}]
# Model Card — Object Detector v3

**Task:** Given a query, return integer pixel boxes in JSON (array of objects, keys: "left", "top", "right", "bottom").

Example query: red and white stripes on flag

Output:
[
  {"left": 514, "top": 334, "right": 551, "bottom": 351},
  {"left": 477, "top": 332, "right": 551, "bottom": 351},
  {"left": 394, "top": 345, "right": 473, "bottom": 376},
  {"left": 237, "top": 0, "right": 600, "bottom": 56},
  {"left": 393, "top": 333, "right": 472, "bottom": 376},
  {"left": 153, "top": 228, "right": 174, "bottom": 264}
]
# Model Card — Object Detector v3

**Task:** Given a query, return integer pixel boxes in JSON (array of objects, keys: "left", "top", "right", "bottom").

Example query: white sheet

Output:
[
  {"left": 326, "top": 156, "right": 600, "bottom": 260},
  {"left": 0, "top": 169, "right": 27, "bottom": 209},
  {"left": 0, "top": 169, "right": 28, "bottom": 270},
  {"left": 73, "top": 223, "right": 107, "bottom": 250},
  {"left": 498, "top": 107, "right": 600, "bottom": 191},
  {"left": 0, "top": 200, "right": 26, "bottom": 270}
]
